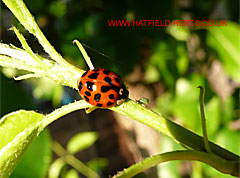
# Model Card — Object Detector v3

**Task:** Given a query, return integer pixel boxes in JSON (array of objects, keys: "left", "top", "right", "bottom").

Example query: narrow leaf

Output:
[
  {"left": 207, "top": 21, "right": 240, "bottom": 82},
  {"left": 67, "top": 132, "right": 98, "bottom": 154}
]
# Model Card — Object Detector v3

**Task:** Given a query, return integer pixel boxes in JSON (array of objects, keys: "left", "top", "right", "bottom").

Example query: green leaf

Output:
[
  {"left": 0, "top": 110, "right": 44, "bottom": 178},
  {"left": 166, "top": 25, "right": 190, "bottom": 41},
  {"left": 48, "top": 158, "right": 66, "bottom": 178},
  {"left": 67, "top": 132, "right": 99, "bottom": 154},
  {"left": 207, "top": 21, "right": 240, "bottom": 82},
  {"left": 64, "top": 169, "right": 79, "bottom": 178},
  {"left": 10, "top": 130, "right": 52, "bottom": 178},
  {"left": 0, "top": 100, "right": 96, "bottom": 178}
]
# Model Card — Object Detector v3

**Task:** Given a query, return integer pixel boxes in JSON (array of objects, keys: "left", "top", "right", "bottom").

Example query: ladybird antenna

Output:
[
  {"left": 81, "top": 42, "right": 132, "bottom": 70},
  {"left": 81, "top": 43, "right": 115, "bottom": 61},
  {"left": 73, "top": 40, "right": 95, "bottom": 70}
]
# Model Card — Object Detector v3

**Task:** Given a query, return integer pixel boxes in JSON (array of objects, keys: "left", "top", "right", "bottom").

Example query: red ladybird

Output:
[{"left": 77, "top": 68, "right": 129, "bottom": 108}]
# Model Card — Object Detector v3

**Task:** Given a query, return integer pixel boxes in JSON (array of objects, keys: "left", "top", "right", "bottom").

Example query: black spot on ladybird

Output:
[
  {"left": 86, "top": 81, "right": 94, "bottom": 91},
  {"left": 94, "top": 93, "right": 101, "bottom": 102},
  {"left": 104, "top": 77, "right": 112, "bottom": 84},
  {"left": 81, "top": 71, "right": 88, "bottom": 78},
  {"left": 88, "top": 73, "right": 99, "bottom": 79},
  {"left": 109, "top": 94, "right": 115, "bottom": 99},
  {"left": 97, "top": 103, "right": 103, "bottom": 107},
  {"left": 110, "top": 85, "right": 120, "bottom": 92},
  {"left": 115, "top": 78, "right": 121, "bottom": 83},
  {"left": 85, "top": 91, "right": 91, "bottom": 96},
  {"left": 103, "top": 69, "right": 110, "bottom": 75},
  {"left": 107, "top": 101, "right": 114, "bottom": 106},
  {"left": 84, "top": 95, "right": 89, "bottom": 102},
  {"left": 101, "top": 86, "right": 111, "bottom": 93},
  {"left": 92, "top": 69, "right": 100, "bottom": 72},
  {"left": 78, "top": 82, "right": 83, "bottom": 91}
]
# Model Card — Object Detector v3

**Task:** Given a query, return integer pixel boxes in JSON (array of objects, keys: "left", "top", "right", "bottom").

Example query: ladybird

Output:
[{"left": 77, "top": 68, "right": 129, "bottom": 108}]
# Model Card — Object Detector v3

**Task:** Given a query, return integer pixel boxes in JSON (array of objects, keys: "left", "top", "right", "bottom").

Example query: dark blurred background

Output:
[{"left": 0, "top": 0, "right": 239, "bottom": 177}]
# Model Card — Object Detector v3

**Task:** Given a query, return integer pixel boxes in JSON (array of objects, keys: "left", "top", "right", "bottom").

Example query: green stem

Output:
[
  {"left": 0, "top": 44, "right": 78, "bottom": 88},
  {"left": 73, "top": 40, "right": 95, "bottom": 70},
  {"left": 40, "top": 100, "right": 92, "bottom": 130},
  {"left": 12, "top": 26, "right": 48, "bottom": 69},
  {"left": 113, "top": 150, "right": 238, "bottom": 178},
  {"left": 51, "top": 141, "right": 99, "bottom": 178},
  {"left": 2, "top": 0, "right": 82, "bottom": 75},
  {"left": 110, "top": 99, "right": 239, "bottom": 163},
  {"left": 198, "top": 86, "right": 212, "bottom": 154}
]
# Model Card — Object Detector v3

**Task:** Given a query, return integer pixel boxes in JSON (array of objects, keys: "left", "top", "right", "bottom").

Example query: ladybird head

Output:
[{"left": 116, "top": 84, "right": 129, "bottom": 105}]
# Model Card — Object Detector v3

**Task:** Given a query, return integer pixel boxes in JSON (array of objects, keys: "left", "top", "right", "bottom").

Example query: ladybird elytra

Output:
[{"left": 77, "top": 68, "right": 128, "bottom": 108}]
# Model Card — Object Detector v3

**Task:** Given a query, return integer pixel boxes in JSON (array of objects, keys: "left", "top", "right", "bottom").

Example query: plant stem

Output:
[
  {"left": 73, "top": 40, "right": 95, "bottom": 70},
  {"left": 12, "top": 26, "right": 48, "bottom": 69},
  {"left": 51, "top": 141, "right": 100, "bottom": 178},
  {"left": 110, "top": 99, "right": 239, "bottom": 163},
  {"left": 0, "top": 44, "right": 78, "bottom": 88},
  {"left": 40, "top": 100, "right": 92, "bottom": 130},
  {"left": 2, "top": 0, "right": 82, "bottom": 75},
  {"left": 113, "top": 150, "right": 238, "bottom": 178},
  {"left": 198, "top": 86, "right": 212, "bottom": 154}
]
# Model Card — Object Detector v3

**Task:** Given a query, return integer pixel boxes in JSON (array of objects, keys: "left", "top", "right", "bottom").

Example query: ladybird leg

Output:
[
  {"left": 85, "top": 107, "right": 97, "bottom": 114},
  {"left": 73, "top": 40, "right": 95, "bottom": 70}
]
